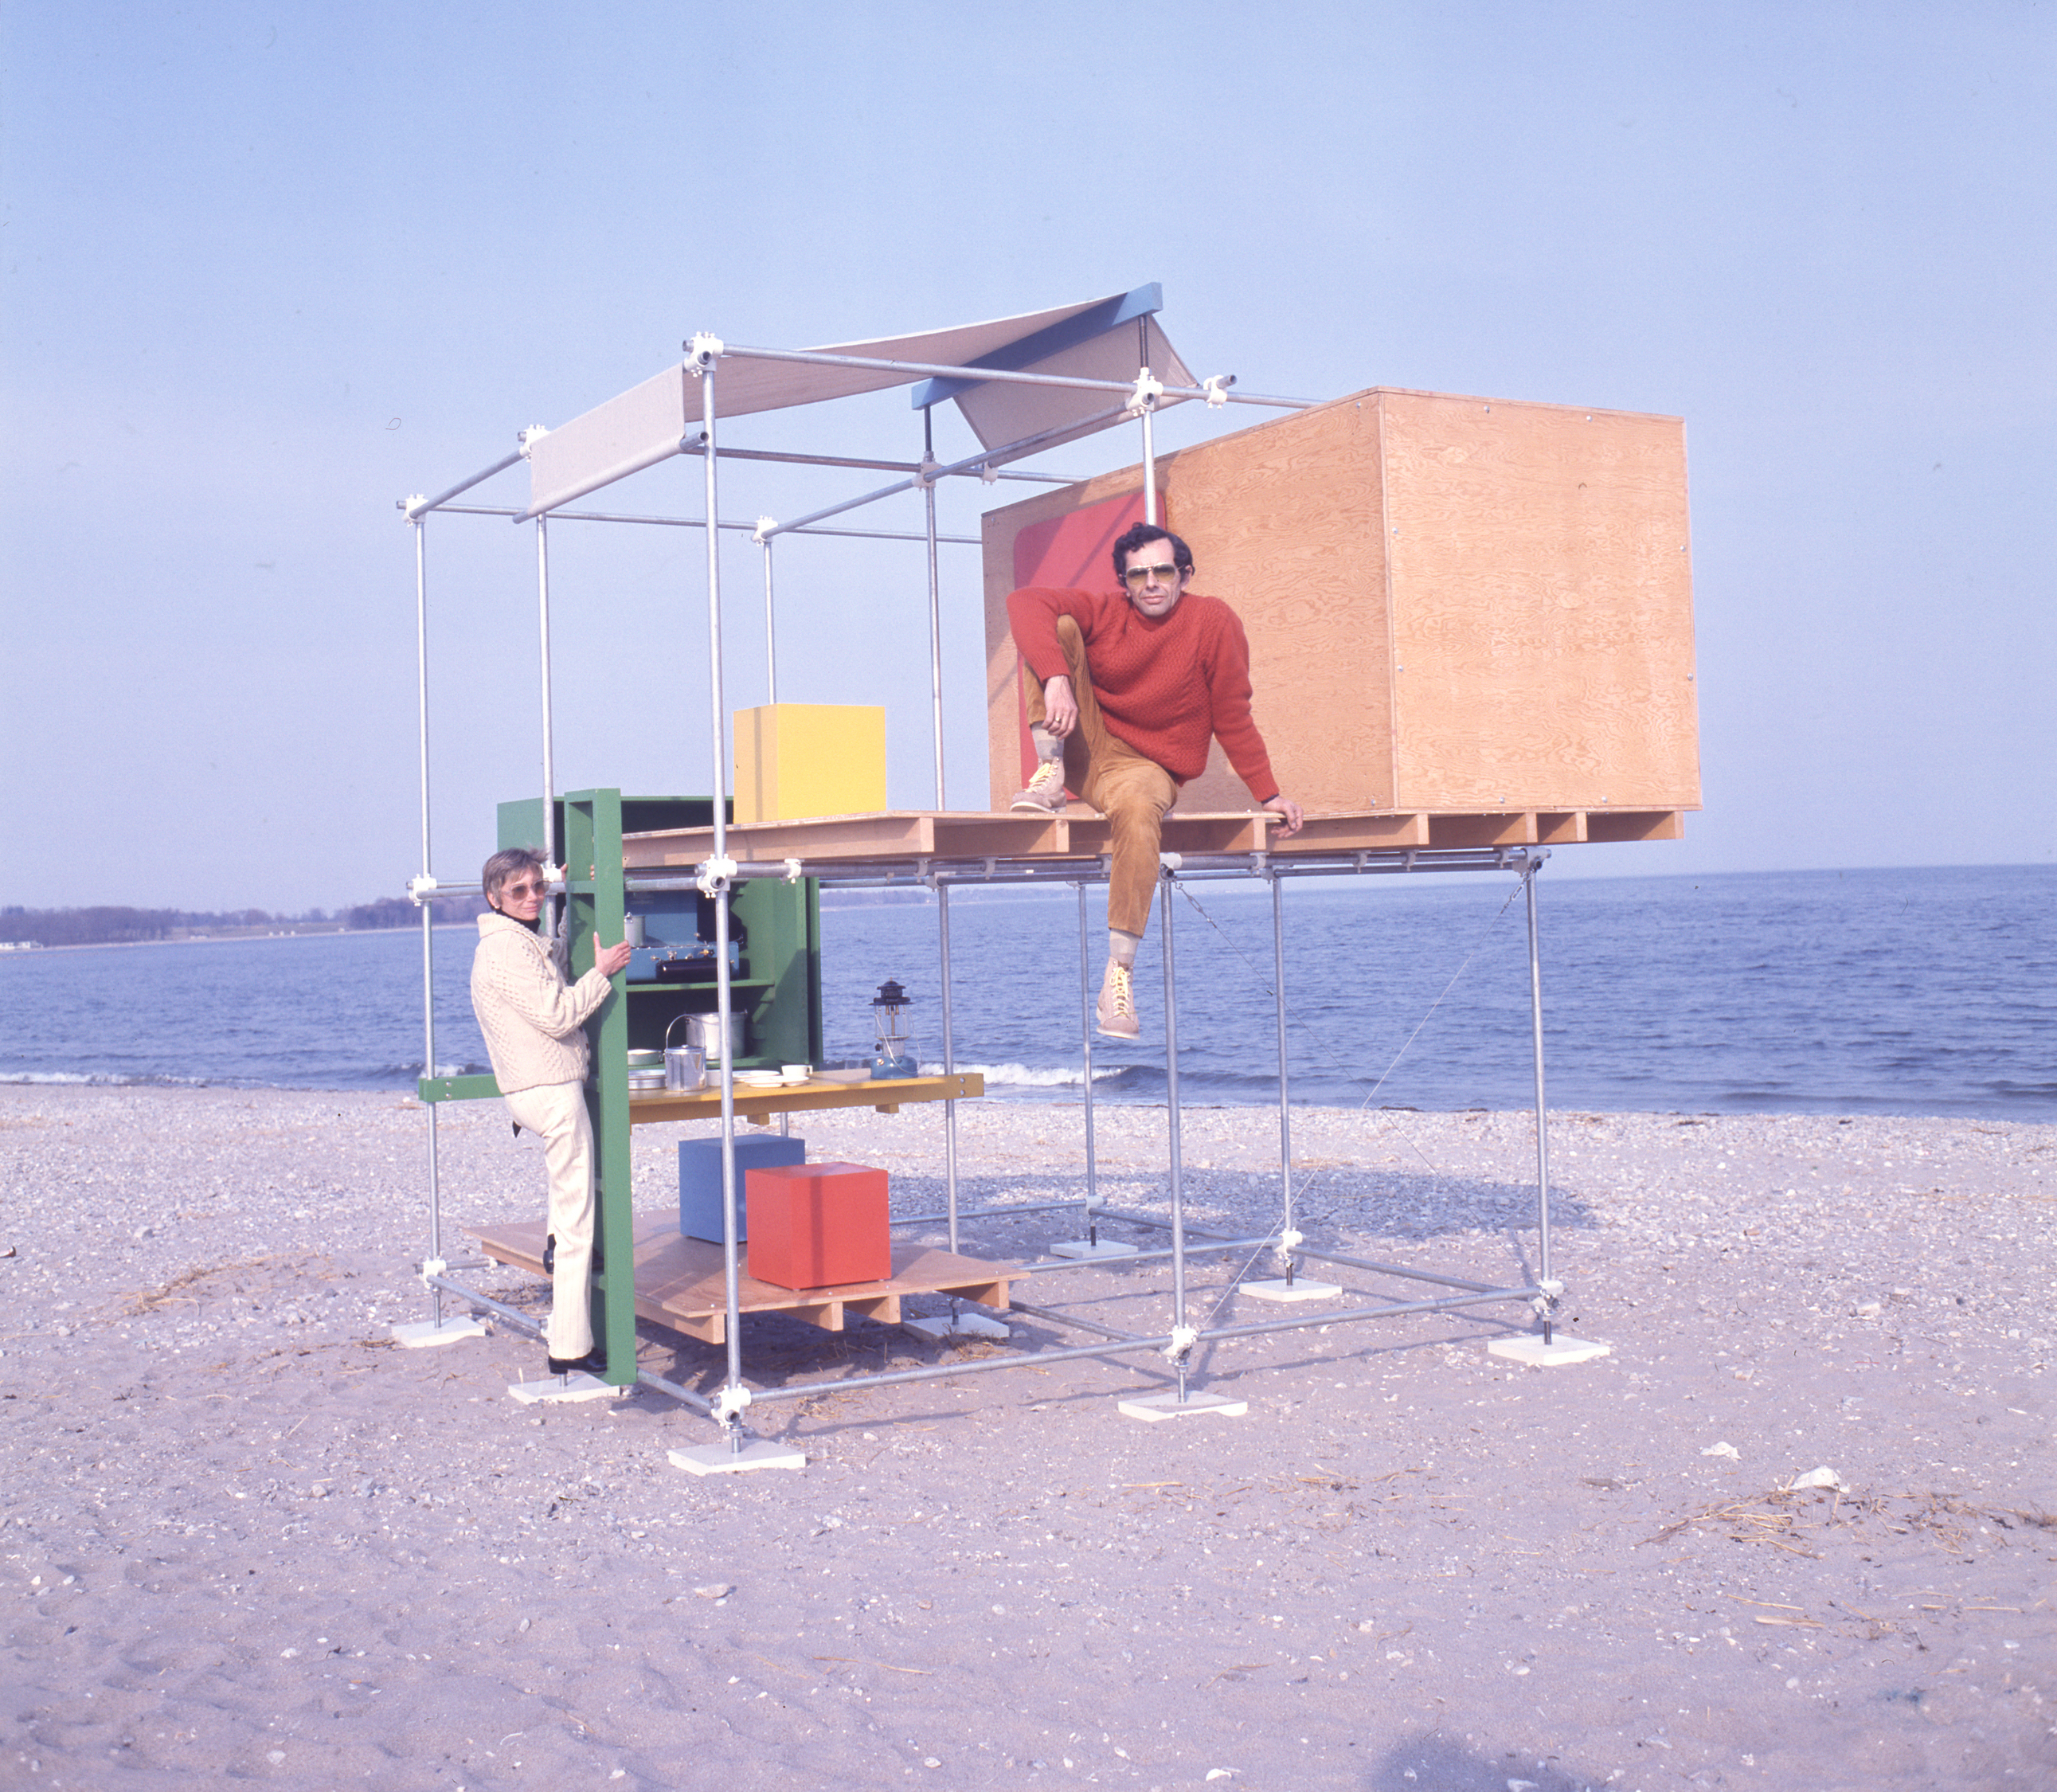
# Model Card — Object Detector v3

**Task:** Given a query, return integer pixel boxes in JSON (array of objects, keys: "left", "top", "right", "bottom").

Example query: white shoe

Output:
[
  {"left": 1011, "top": 759, "right": 1069, "bottom": 814},
  {"left": 1096, "top": 961, "right": 1140, "bottom": 1040}
]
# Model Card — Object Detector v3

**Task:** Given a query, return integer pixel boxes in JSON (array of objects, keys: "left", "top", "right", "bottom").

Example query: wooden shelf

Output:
[{"left": 628, "top": 1070, "right": 984, "bottom": 1125}]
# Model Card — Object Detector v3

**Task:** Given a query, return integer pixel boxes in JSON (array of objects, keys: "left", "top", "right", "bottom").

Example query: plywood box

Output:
[
  {"left": 733, "top": 702, "right": 887, "bottom": 824},
  {"left": 745, "top": 1160, "right": 891, "bottom": 1291},
  {"left": 982, "top": 387, "right": 1699, "bottom": 820}
]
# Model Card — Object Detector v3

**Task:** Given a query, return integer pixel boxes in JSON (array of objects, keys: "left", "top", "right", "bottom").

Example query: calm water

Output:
[{"left": 3, "top": 866, "right": 2051, "bottom": 1119}]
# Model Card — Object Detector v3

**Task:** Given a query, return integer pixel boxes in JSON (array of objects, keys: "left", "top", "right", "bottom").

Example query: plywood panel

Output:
[
  {"left": 983, "top": 473, "right": 1154, "bottom": 809},
  {"left": 1161, "top": 394, "right": 1394, "bottom": 815},
  {"left": 977, "top": 387, "right": 1699, "bottom": 827},
  {"left": 1381, "top": 390, "right": 1699, "bottom": 811}
]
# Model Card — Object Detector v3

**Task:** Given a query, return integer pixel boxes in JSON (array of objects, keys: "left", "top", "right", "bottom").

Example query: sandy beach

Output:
[{"left": 2, "top": 1084, "right": 2051, "bottom": 1790}]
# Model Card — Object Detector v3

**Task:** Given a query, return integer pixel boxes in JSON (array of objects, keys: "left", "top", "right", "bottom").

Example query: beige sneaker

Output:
[
  {"left": 1010, "top": 758, "right": 1069, "bottom": 814},
  {"left": 1096, "top": 961, "right": 1140, "bottom": 1040}
]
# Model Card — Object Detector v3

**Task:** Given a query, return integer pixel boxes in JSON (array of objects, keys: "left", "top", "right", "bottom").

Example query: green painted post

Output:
[{"left": 565, "top": 788, "right": 635, "bottom": 1387}]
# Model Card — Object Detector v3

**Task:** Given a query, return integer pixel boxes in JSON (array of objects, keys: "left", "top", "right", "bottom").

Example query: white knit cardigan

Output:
[{"left": 469, "top": 912, "right": 614, "bottom": 1094}]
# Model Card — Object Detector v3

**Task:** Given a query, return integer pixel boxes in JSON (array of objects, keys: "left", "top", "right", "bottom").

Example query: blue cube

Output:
[{"left": 678, "top": 1134, "right": 806, "bottom": 1242}]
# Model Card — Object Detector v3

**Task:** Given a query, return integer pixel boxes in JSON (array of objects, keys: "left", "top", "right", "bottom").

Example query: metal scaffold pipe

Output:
[{"left": 411, "top": 518, "right": 442, "bottom": 1326}]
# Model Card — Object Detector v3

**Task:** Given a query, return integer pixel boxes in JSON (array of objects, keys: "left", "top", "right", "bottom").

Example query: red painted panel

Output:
[{"left": 1006, "top": 491, "right": 1152, "bottom": 788}]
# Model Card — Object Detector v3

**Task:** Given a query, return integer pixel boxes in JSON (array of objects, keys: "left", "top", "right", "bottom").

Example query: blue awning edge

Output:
[{"left": 907, "top": 284, "right": 1164, "bottom": 410}]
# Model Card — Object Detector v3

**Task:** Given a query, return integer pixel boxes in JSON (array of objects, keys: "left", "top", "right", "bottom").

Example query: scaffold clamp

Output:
[
  {"left": 1127, "top": 369, "right": 1165, "bottom": 414},
  {"left": 419, "top": 1258, "right": 447, "bottom": 1285},
  {"left": 408, "top": 875, "right": 438, "bottom": 905},
  {"left": 1163, "top": 1325, "right": 1199, "bottom": 1364},
  {"left": 686, "top": 333, "right": 724, "bottom": 371},
  {"left": 517, "top": 425, "right": 549, "bottom": 456},
  {"left": 697, "top": 855, "right": 737, "bottom": 896},
  {"left": 753, "top": 515, "right": 777, "bottom": 545},
  {"left": 782, "top": 858, "right": 804, "bottom": 884},
  {"left": 1201, "top": 374, "right": 1236, "bottom": 408},
  {"left": 714, "top": 1383, "right": 753, "bottom": 1424}
]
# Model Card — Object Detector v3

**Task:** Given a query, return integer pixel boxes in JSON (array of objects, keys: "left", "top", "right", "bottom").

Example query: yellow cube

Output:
[{"left": 732, "top": 704, "right": 888, "bottom": 824}]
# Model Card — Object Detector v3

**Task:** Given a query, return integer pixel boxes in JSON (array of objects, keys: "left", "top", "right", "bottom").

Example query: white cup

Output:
[{"left": 780, "top": 1063, "right": 811, "bottom": 1083}]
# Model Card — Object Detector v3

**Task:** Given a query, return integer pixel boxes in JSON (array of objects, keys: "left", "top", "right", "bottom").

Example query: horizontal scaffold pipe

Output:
[
  {"left": 401, "top": 448, "right": 526, "bottom": 520},
  {"left": 725, "top": 1281, "right": 1535, "bottom": 1408},
  {"left": 623, "top": 846, "right": 1546, "bottom": 892},
  {"left": 720, "top": 342, "right": 1316, "bottom": 411},
  {"left": 1018, "top": 1233, "right": 1281, "bottom": 1274},
  {"left": 1093, "top": 1207, "right": 1508, "bottom": 1296},
  {"left": 760, "top": 401, "right": 1143, "bottom": 540},
  {"left": 678, "top": 440, "right": 1079, "bottom": 484},
  {"left": 421, "top": 502, "right": 977, "bottom": 546}
]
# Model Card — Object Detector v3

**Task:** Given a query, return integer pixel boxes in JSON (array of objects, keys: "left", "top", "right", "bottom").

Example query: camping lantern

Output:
[{"left": 870, "top": 980, "right": 917, "bottom": 1079}]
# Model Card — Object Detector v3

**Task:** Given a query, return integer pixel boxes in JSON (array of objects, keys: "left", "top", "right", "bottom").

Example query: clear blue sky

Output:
[{"left": 5, "top": 2, "right": 2051, "bottom": 911}]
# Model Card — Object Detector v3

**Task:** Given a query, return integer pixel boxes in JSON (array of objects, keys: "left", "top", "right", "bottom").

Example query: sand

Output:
[{"left": 1, "top": 1084, "right": 2051, "bottom": 1790}]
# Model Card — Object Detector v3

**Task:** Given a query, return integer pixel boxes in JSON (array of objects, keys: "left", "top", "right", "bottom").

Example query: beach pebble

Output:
[
  {"left": 694, "top": 1583, "right": 733, "bottom": 1600},
  {"left": 1700, "top": 1442, "right": 1739, "bottom": 1460},
  {"left": 1789, "top": 1466, "right": 1844, "bottom": 1491}
]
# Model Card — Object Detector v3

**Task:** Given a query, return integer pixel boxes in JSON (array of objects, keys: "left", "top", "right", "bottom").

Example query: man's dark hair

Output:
[{"left": 1110, "top": 522, "right": 1193, "bottom": 583}]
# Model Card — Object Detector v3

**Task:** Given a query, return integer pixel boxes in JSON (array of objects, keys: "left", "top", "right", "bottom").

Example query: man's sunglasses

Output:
[{"left": 1122, "top": 562, "right": 1182, "bottom": 588}]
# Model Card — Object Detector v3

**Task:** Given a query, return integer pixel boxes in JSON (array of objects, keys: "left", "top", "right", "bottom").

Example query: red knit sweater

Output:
[{"left": 1006, "top": 585, "right": 1279, "bottom": 799}]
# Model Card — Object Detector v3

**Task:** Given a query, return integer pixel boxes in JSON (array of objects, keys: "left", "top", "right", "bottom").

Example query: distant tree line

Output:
[{"left": 0, "top": 894, "right": 490, "bottom": 947}]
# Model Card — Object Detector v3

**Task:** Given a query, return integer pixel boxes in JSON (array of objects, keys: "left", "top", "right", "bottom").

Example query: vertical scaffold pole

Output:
[
  {"left": 1137, "top": 318, "right": 1160, "bottom": 528},
  {"left": 536, "top": 515, "right": 560, "bottom": 935},
  {"left": 1523, "top": 858, "right": 1554, "bottom": 1328},
  {"left": 1077, "top": 881, "right": 1100, "bottom": 1240},
  {"left": 922, "top": 408, "right": 946, "bottom": 808},
  {"left": 1160, "top": 871, "right": 1188, "bottom": 1398},
  {"left": 1272, "top": 870, "right": 1294, "bottom": 1280},
  {"left": 761, "top": 530, "right": 779, "bottom": 706},
  {"left": 693, "top": 343, "right": 745, "bottom": 1423},
  {"left": 937, "top": 879, "right": 960, "bottom": 1254},
  {"left": 412, "top": 516, "right": 442, "bottom": 1328}
]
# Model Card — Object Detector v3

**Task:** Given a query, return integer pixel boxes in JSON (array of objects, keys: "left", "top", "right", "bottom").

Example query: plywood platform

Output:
[
  {"left": 620, "top": 804, "right": 1683, "bottom": 875},
  {"left": 472, "top": 1211, "right": 1020, "bottom": 1346}
]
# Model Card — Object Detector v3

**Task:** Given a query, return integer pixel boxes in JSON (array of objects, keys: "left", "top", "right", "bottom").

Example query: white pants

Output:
[{"left": 502, "top": 1081, "right": 595, "bottom": 1360}]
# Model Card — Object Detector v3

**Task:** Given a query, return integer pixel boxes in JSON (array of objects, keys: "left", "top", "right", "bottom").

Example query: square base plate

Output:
[
  {"left": 670, "top": 1440, "right": 808, "bottom": 1476},
  {"left": 1488, "top": 1334, "right": 1612, "bottom": 1367},
  {"left": 903, "top": 1311, "right": 1011, "bottom": 1342},
  {"left": 1049, "top": 1239, "right": 1140, "bottom": 1260},
  {"left": 1240, "top": 1278, "right": 1341, "bottom": 1303},
  {"left": 1119, "top": 1391, "right": 1248, "bottom": 1422},
  {"left": 390, "top": 1315, "right": 488, "bottom": 1348},
  {"left": 508, "top": 1371, "right": 618, "bottom": 1403}
]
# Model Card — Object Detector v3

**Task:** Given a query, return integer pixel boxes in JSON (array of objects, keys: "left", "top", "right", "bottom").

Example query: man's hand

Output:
[
  {"left": 1040, "top": 675, "right": 1079, "bottom": 738},
  {"left": 1261, "top": 795, "right": 1304, "bottom": 837},
  {"left": 595, "top": 940, "right": 634, "bottom": 979}
]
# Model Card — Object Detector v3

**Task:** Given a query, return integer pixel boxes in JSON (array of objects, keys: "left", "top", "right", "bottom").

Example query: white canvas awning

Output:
[{"left": 522, "top": 286, "right": 1194, "bottom": 518}]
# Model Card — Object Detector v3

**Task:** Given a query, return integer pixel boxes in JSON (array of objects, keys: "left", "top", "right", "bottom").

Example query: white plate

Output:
[{"left": 733, "top": 1070, "right": 784, "bottom": 1086}]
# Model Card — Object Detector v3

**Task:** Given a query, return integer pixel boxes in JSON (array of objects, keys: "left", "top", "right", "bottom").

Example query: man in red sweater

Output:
[{"left": 1007, "top": 522, "right": 1304, "bottom": 1039}]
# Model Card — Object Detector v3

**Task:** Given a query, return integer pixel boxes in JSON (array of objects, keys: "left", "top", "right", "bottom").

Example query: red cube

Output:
[{"left": 745, "top": 1160, "right": 891, "bottom": 1290}]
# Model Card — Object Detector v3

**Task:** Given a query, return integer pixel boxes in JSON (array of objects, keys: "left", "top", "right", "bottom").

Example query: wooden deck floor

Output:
[
  {"left": 619, "top": 804, "right": 1686, "bottom": 873},
  {"left": 472, "top": 1211, "right": 1020, "bottom": 1346}
]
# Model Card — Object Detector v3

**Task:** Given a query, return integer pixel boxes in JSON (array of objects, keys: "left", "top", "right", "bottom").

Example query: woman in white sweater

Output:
[{"left": 470, "top": 847, "right": 632, "bottom": 1375}]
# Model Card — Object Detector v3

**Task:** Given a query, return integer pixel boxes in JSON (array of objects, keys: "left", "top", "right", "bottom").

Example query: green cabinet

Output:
[{"left": 496, "top": 792, "right": 823, "bottom": 1070}]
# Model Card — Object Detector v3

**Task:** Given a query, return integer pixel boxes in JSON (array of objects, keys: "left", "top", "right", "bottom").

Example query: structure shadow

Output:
[
  {"left": 1364, "top": 1732, "right": 1603, "bottom": 1791},
  {"left": 878, "top": 1167, "right": 1596, "bottom": 1245}
]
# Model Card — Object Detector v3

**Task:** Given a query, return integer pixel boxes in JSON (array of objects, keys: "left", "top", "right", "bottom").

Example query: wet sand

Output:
[{"left": 2, "top": 1086, "right": 2051, "bottom": 1790}]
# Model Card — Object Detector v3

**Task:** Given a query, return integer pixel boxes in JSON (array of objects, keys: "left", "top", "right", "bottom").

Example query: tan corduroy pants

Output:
[
  {"left": 1026, "top": 616, "right": 1178, "bottom": 937},
  {"left": 501, "top": 1080, "right": 596, "bottom": 1360}
]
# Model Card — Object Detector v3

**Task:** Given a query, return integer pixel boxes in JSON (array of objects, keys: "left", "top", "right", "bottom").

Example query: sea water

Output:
[{"left": 2, "top": 865, "right": 2051, "bottom": 1120}]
